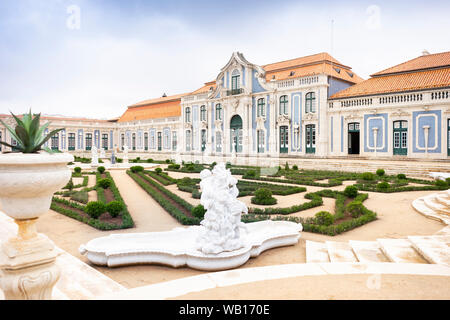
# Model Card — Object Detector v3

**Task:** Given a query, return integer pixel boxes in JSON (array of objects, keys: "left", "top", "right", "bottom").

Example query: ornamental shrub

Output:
[
  {"left": 97, "top": 166, "right": 106, "bottom": 174},
  {"left": 179, "top": 177, "right": 193, "bottom": 185},
  {"left": 74, "top": 167, "right": 82, "bottom": 174},
  {"left": 376, "top": 169, "right": 385, "bottom": 176},
  {"left": 344, "top": 185, "right": 358, "bottom": 198},
  {"left": 186, "top": 163, "right": 195, "bottom": 171},
  {"left": 346, "top": 201, "right": 364, "bottom": 218},
  {"left": 130, "top": 165, "right": 144, "bottom": 173},
  {"left": 155, "top": 167, "right": 163, "bottom": 174},
  {"left": 361, "top": 172, "right": 375, "bottom": 181},
  {"left": 376, "top": 181, "right": 390, "bottom": 190},
  {"left": 251, "top": 188, "right": 277, "bottom": 205},
  {"left": 85, "top": 201, "right": 107, "bottom": 219},
  {"left": 165, "top": 159, "right": 171, "bottom": 163},
  {"left": 97, "top": 178, "right": 112, "bottom": 189},
  {"left": 314, "top": 211, "right": 334, "bottom": 226},
  {"left": 397, "top": 173, "right": 407, "bottom": 180},
  {"left": 106, "top": 201, "right": 124, "bottom": 217},
  {"left": 244, "top": 170, "right": 257, "bottom": 178},
  {"left": 191, "top": 204, "right": 206, "bottom": 219},
  {"left": 292, "top": 165, "right": 298, "bottom": 171},
  {"left": 285, "top": 162, "right": 289, "bottom": 170},
  {"left": 168, "top": 163, "right": 180, "bottom": 170},
  {"left": 147, "top": 158, "right": 153, "bottom": 163},
  {"left": 446, "top": 178, "right": 450, "bottom": 185},
  {"left": 211, "top": 162, "right": 217, "bottom": 169}
]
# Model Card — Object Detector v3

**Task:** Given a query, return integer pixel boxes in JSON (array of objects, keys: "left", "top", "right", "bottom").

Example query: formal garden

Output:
[
  {"left": 112, "top": 160, "right": 448, "bottom": 236},
  {"left": 51, "top": 166, "right": 134, "bottom": 230}
]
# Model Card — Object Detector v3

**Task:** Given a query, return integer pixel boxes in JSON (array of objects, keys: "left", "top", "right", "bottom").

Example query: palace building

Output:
[{"left": 1, "top": 51, "right": 449, "bottom": 163}]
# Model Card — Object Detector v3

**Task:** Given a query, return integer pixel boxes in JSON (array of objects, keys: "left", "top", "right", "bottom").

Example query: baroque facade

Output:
[{"left": 1, "top": 51, "right": 449, "bottom": 161}]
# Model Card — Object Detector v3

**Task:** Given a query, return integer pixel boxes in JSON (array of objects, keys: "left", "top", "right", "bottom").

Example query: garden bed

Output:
[{"left": 51, "top": 169, "right": 134, "bottom": 230}]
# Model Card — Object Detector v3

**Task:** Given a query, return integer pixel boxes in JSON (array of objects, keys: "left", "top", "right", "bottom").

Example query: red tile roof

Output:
[
  {"left": 262, "top": 52, "right": 363, "bottom": 83},
  {"left": 330, "top": 67, "right": 450, "bottom": 99},
  {"left": 372, "top": 51, "right": 450, "bottom": 76}
]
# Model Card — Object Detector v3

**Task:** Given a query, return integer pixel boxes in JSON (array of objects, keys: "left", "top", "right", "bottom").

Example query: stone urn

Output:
[{"left": 0, "top": 151, "right": 74, "bottom": 300}]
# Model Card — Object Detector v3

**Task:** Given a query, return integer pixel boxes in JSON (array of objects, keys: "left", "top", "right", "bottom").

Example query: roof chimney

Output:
[
  {"left": 162, "top": 93, "right": 167, "bottom": 97},
  {"left": 422, "top": 50, "right": 430, "bottom": 56}
]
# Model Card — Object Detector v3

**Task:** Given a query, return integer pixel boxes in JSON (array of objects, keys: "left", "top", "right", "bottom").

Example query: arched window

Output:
[
  {"left": 85, "top": 133, "right": 92, "bottom": 151},
  {"left": 279, "top": 95, "right": 288, "bottom": 115},
  {"left": 231, "top": 69, "right": 240, "bottom": 90},
  {"left": 144, "top": 132, "right": 148, "bottom": 150},
  {"left": 185, "top": 107, "right": 191, "bottom": 123},
  {"left": 306, "top": 92, "right": 316, "bottom": 113},
  {"left": 257, "top": 98, "right": 265, "bottom": 117},
  {"left": 121, "top": 133, "right": 125, "bottom": 150},
  {"left": 51, "top": 132, "right": 59, "bottom": 150},
  {"left": 215, "top": 104, "right": 222, "bottom": 121},
  {"left": 200, "top": 105, "right": 206, "bottom": 121},
  {"left": 102, "top": 133, "right": 108, "bottom": 150}
]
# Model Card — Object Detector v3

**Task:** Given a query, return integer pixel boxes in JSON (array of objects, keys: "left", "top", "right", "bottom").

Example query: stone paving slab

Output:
[
  {"left": 326, "top": 241, "right": 358, "bottom": 262},
  {"left": 349, "top": 240, "right": 389, "bottom": 263},
  {"left": 408, "top": 235, "right": 450, "bottom": 267},
  {"left": 306, "top": 240, "right": 330, "bottom": 263},
  {"left": 377, "top": 238, "right": 428, "bottom": 264}
]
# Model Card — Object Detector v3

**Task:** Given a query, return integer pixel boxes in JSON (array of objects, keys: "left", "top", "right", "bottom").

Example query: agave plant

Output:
[{"left": 0, "top": 110, "right": 63, "bottom": 153}]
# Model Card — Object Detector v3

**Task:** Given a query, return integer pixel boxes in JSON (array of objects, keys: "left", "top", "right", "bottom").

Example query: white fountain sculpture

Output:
[
  {"left": 79, "top": 162, "right": 302, "bottom": 271},
  {"left": 123, "top": 145, "right": 129, "bottom": 164},
  {"left": 91, "top": 145, "right": 99, "bottom": 167},
  {"left": 196, "top": 164, "right": 247, "bottom": 254}
]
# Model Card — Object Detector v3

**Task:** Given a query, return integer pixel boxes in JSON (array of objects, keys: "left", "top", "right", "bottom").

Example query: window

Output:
[
  {"left": 279, "top": 95, "right": 288, "bottom": 115},
  {"left": 102, "top": 133, "right": 108, "bottom": 150},
  {"left": 0, "top": 130, "right": 2, "bottom": 152},
  {"left": 231, "top": 70, "right": 240, "bottom": 90},
  {"left": 85, "top": 133, "right": 92, "bottom": 150},
  {"left": 172, "top": 131, "right": 177, "bottom": 151},
  {"left": 11, "top": 137, "right": 18, "bottom": 151},
  {"left": 68, "top": 133, "right": 75, "bottom": 151},
  {"left": 144, "top": 132, "right": 148, "bottom": 150},
  {"left": 121, "top": 134, "right": 125, "bottom": 150},
  {"left": 215, "top": 104, "right": 222, "bottom": 120},
  {"left": 186, "top": 130, "right": 191, "bottom": 151},
  {"left": 216, "top": 131, "right": 222, "bottom": 152},
  {"left": 201, "top": 129, "right": 207, "bottom": 152},
  {"left": 306, "top": 92, "right": 316, "bottom": 113},
  {"left": 132, "top": 133, "right": 136, "bottom": 150},
  {"left": 200, "top": 105, "right": 207, "bottom": 121},
  {"left": 257, "top": 98, "right": 265, "bottom": 117},
  {"left": 185, "top": 107, "right": 191, "bottom": 123}
]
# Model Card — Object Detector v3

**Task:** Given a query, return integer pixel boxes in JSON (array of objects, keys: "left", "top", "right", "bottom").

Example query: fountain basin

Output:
[{"left": 79, "top": 220, "right": 302, "bottom": 271}]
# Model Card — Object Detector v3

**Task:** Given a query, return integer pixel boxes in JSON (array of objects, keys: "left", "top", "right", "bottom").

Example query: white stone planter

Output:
[
  {"left": 0, "top": 152, "right": 74, "bottom": 220},
  {"left": 0, "top": 151, "right": 73, "bottom": 300}
]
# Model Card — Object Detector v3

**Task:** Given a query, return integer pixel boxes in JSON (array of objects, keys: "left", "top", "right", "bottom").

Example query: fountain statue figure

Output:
[
  {"left": 91, "top": 145, "right": 99, "bottom": 166},
  {"left": 196, "top": 163, "right": 248, "bottom": 254}
]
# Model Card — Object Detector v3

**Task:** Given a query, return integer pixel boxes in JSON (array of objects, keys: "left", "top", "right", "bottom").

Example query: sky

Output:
[{"left": 1, "top": 0, "right": 449, "bottom": 119}]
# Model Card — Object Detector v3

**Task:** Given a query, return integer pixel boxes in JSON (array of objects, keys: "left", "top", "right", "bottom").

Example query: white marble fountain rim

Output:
[{"left": 81, "top": 220, "right": 302, "bottom": 258}]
